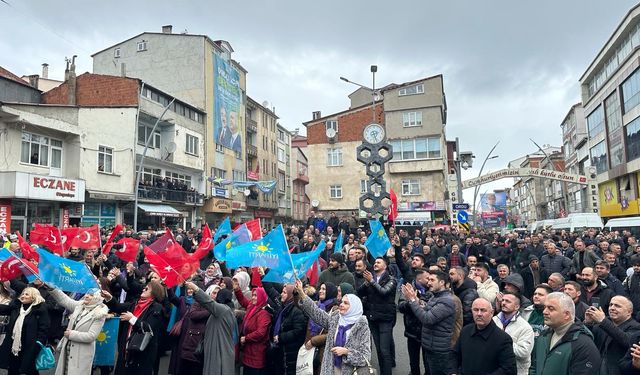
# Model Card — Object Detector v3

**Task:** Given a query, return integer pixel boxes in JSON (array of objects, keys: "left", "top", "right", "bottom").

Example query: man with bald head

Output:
[
  {"left": 585, "top": 295, "right": 640, "bottom": 375},
  {"left": 453, "top": 298, "right": 517, "bottom": 375},
  {"left": 530, "top": 292, "right": 600, "bottom": 375}
]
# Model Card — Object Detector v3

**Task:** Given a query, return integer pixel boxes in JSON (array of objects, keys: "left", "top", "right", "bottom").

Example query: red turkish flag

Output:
[
  {"left": 144, "top": 243, "right": 199, "bottom": 288},
  {"left": 114, "top": 238, "right": 141, "bottom": 263},
  {"left": 148, "top": 228, "right": 176, "bottom": 253},
  {"left": 389, "top": 189, "right": 398, "bottom": 223},
  {"left": 68, "top": 225, "right": 101, "bottom": 249},
  {"left": 251, "top": 267, "right": 263, "bottom": 288},
  {"left": 243, "top": 219, "right": 262, "bottom": 240},
  {"left": 101, "top": 224, "right": 123, "bottom": 255},
  {"left": 306, "top": 260, "right": 319, "bottom": 286},
  {"left": 0, "top": 256, "right": 38, "bottom": 282},
  {"left": 15, "top": 232, "right": 38, "bottom": 262},
  {"left": 188, "top": 224, "right": 213, "bottom": 262},
  {"left": 29, "top": 224, "right": 64, "bottom": 255}
]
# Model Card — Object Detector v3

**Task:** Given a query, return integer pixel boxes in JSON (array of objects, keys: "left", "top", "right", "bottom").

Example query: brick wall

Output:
[
  {"left": 42, "top": 73, "right": 139, "bottom": 106},
  {"left": 307, "top": 103, "right": 384, "bottom": 145}
]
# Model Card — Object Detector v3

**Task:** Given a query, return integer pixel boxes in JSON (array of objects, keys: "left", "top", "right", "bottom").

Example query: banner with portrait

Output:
[{"left": 213, "top": 54, "right": 242, "bottom": 152}]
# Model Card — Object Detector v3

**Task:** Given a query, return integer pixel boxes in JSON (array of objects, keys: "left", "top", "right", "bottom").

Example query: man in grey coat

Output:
[{"left": 401, "top": 269, "right": 456, "bottom": 375}]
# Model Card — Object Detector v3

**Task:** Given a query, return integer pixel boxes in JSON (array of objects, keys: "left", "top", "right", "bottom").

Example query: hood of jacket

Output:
[
  {"left": 502, "top": 273, "right": 525, "bottom": 293},
  {"left": 455, "top": 277, "right": 477, "bottom": 294}
]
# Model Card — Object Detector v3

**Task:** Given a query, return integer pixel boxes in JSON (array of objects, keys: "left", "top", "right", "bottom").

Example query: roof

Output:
[
  {"left": 380, "top": 74, "right": 444, "bottom": 93},
  {"left": 560, "top": 102, "right": 582, "bottom": 127},
  {"left": 247, "top": 96, "right": 279, "bottom": 119},
  {"left": 91, "top": 31, "right": 223, "bottom": 57},
  {"left": 0, "top": 66, "right": 38, "bottom": 89},
  {"left": 302, "top": 100, "right": 382, "bottom": 126}
]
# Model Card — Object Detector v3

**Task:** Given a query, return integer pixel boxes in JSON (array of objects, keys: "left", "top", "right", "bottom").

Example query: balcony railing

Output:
[
  {"left": 247, "top": 197, "right": 259, "bottom": 207},
  {"left": 247, "top": 144, "right": 258, "bottom": 158},
  {"left": 247, "top": 119, "right": 258, "bottom": 133},
  {"left": 137, "top": 185, "right": 204, "bottom": 205}
]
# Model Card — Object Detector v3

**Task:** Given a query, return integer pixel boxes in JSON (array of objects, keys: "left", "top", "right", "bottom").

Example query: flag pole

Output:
[{"left": 280, "top": 224, "right": 298, "bottom": 282}]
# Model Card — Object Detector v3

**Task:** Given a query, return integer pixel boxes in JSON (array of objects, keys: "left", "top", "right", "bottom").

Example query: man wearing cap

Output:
[
  {"left": 572, "top": 239, "right": 600, "bottom": 278},
  {"left": 511, "top": 239, "right": 531, "bottom": 273},
  {"left": 317, "top": 252, "right": 355, "bottom": 287}
]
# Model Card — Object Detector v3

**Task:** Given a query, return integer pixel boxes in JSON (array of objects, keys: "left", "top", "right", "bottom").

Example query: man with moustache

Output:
[{"left": 579, "top": 267, "right": 614, "bottom": 315}]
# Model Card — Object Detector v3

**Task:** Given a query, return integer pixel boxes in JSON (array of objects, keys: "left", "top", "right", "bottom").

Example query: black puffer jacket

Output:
[
  {"left": 453, "top": 277, "right": 478, "bottom": 326},
  {"left": 398, "top": 281, "right": 432, "bottom": 341},
  {"left": 357, "top": 271, "right": 397, "bottom": 323},
  {"left": 409, "top": 289, "right": 456, "bottom": 353}
]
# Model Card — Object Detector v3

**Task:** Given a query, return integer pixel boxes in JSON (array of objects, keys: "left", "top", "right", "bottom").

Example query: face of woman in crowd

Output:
[
  {"left": 338, "top": 296, "right": 350, "bottom": 315},
  {"left": 210, "top": 288, "right": 219, "bottom": 300},
  {"left": 82, "top": 293, "right": 94, "bottom": 305},
  {"left": 141, "top": 285, "right": 152, "bottom": 299},
  {"left": 336, "top": 287, "right": 342, "bottom": 301},
  {"left": 149, "top": 272, "right": 161, "bottom": 283},
  {"left": 251, "top": 290, "right": 258, "bottom": 305},
  {"left": 319, "top": 284, "right": 326, "bottom": 301},
  {"left": 206, "top": 265, "right": 216, "bottom": 277},
  {"left": 19, "top": 291, "right": 34, "bottom": 305}
]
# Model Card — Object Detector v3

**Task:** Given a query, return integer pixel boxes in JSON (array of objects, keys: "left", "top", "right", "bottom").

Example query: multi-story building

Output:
[
  {"left": 247, "top": 97, "right": 279, "bottom": 228},
  {"left": 560, "top": 103, "right": 590, "bottom": 214},
  {"left": 579, "top": 3, "right": 640, "bottom": 219},
  {"left": 0, "top": 64, "right": 206, "bottom": 232},
  {"left": 291, "top": 134, "right": 309, "bottom": 224},
  {"left": 276, "top": 124, "right": 292, "bottom": 223},
  {"left": 304, "top": 75, "right": 448, "bottom": 224},
  {"left": 91, "top": 25, "right": 247, "bottom": 226}
]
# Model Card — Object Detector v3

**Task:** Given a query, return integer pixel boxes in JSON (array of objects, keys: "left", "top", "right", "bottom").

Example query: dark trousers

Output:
[
  {"left": 425, "top": 350, "right": 450, "bottom": 375},
  {"left": 7, "top": 353, "right": 38, "bottom": 375},
  {"left": 370, "top": 321, "right": 394, "bottom": 375},
  {"left": 243, "top": 366, "right": 267, "bottom": 375},
  {"left": 407, "top": 338, "right": 429, "bottom": 375}
]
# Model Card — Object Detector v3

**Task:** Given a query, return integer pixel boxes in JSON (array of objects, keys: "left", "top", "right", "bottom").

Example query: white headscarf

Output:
[{"left": 338, "top": 294, "right": 363, "bottom": 326}]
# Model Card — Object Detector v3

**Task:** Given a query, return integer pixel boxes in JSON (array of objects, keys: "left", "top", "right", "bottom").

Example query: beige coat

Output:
[{"left": 50, "top": 289, "right": 108, "bottom": 375}]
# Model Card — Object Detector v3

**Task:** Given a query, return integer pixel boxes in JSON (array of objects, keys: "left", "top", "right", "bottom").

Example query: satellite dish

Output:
[
  {"left": 165, "top": 142, "right": 177, "bottom": 153},
  {"left": 244, "top": 189, "right": 251, "bottom": 196},
  {"left": 311, "top": 199, "right": 320, "bottom": 208},
  {"left": 326, "top": 128, "right": 337, "bottom": 138}
]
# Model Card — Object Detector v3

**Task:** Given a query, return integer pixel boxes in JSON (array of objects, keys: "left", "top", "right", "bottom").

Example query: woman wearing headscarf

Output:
[
  {"left": 295, "top": 280, "right": 371, "bottom": 375},
  {"left": 184, "top": 281, "right": 237, "bottom": 375},
  {"left": 232, "top": 271, "right": 251, "bottom": 308},
  {"left": 48, "top": 287, "right": 108, "bottom": 375},
  {"left": 0, "top": 286, "right": 50, "bottom": 375},
  {"left": 102, "top": 280, "right": 166, "bottom": 375},
  {"left": 300, "top": 282, "right": 339, "bottom": 375},
  {"left": 233, "top": 280, "right": 271, "bottom": 374}
]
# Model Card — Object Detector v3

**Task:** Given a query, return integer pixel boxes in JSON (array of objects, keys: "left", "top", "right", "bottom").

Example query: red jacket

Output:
[{"left": 235, "top": 288, "right": 272, "bottom": 368}]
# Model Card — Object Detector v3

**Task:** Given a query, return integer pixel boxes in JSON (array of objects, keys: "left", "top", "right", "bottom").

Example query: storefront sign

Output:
[
  {"left": 61, "top": 208, "right": 70, "bottom": 229},
  {"left": 204, "top": 198, "right": 232, "bottom": 214},
  {"left": 23, "top": 174, "right": 85, "bottom": 202},
  {"left": 232, "top": 200, "right": 246, "bottom": 211},
  {"left": 398, "top": 201, "right": 446, "bottom": 212},
  {"left": 212, "top": 187, "right": 228, "bottom": 198},
  {"left": 254, "top": 209, "right": 273, "bottom": 219},
  {"left": 0, "top": 204, "right": 10, "bottom": 234}
]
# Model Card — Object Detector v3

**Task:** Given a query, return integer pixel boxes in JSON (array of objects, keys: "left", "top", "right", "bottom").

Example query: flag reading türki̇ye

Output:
[{"left": 37, "top": 248, "right": 99, "bottom": 293}]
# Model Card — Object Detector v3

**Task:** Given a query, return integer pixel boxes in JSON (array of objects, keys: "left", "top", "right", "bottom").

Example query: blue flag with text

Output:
[
  {"left": 263, "top": 241, "right": 325, "bottom": 283},
  {"left": 213, "top": 217, "right": 232, "bottom": 243},
  {"left": 225, "top": 225, "right": 292, "bottom": 270},
  {"left": 37, "top": 249, "right": 99, "bottom": 293}
]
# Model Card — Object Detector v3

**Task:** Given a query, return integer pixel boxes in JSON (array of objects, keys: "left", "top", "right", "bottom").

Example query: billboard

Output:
[
  {"left": 480, "top": 192, "right": 507, "bottom": 227},
  {"left": 214, "top": 54, "right": 242, "bottom": 152}
]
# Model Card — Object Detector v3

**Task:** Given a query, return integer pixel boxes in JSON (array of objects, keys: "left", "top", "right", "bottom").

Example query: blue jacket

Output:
[{"left": 408, "top": 289, "right": 455, "bottom": 352}]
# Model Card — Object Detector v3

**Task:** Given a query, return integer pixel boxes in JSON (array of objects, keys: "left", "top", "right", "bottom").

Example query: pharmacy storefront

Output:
[{"left": 0, "top": 172, "right": 85, "bottom": 233}]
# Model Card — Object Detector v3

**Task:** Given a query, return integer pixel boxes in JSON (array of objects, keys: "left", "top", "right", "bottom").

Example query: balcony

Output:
[
  {"left": 247, "top": 197, "right": 259, "bottom": 207},
  {"left": 294, "top": 172, "right": 309, "bottom": 184},
  {"left": 247, "top": 144, "right": 258, "bottom": 158},
  {"left": 247, "top": 119, "right": 258, "bottom": 134},
  {"left": 137, "top": 185, "right": 204, "bottom": 205}
]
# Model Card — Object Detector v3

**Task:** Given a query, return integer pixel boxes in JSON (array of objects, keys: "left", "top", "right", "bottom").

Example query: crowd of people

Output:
[{"left": 3, "top": 211, "right": 640, "bottom": 374}]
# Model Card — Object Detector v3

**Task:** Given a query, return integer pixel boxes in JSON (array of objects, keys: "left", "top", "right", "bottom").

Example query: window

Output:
[
  {"left": 277, "top": 148, "right": 286, "bottom": 162},
  {"left": 232, "top": 170, "right": 245, "bottom": 182},
  {"left": 138, "top": 125, "right": 161, "bottom": 148},
  {"left": 626, "top": 116, "right": 640, "bottom": 161},
  {"left": 402, "top": 111, "right": 423, "bottom": 127},
  {"left": 215, "top": 144, "right": 224, "bottom": 153},
  {"left": 212, "top": 168, "right": 226, "bottom": 179},
  {"left": 114, "top": 48, "right": 121, "bottom": 58},
  {"left": 98, "top": 146, "right": 113, "bottom": 173},
  {"left": 326, "top": 120, "right": 338, "bottom": 132},
  {"left": 610, "top": 143, "right": 624, "bottom": 167},
  {"left": 137, "top": 41, "right": 147, "bottom": 52},
  {"left": 398, "top": 84, "right": 424, "bottom": 96},
  {"left": 605, "top": 92, "right": 622, "bottom": 134},
  {"left": 185, "top": 134, "right": 199, "bottom": 156},
  {"left": 165, "top": 171, "right": 191, "bottom": 187},
  {"left": 278, "top": 172, "right": 286, "bottom": 192},
  {"left": 401, "top": 180, "right": 420, "bottom": 195},
  {"left": 142, "top": 168, "right": 162, "bottom": 183},
  {"left": 390, "top": 137, "right": 441, "bottom": 160},
  {"left": 327, "top": 148, "right": 343, "bottom": 166},
  {"left": 586, "top": 106, "right": 604, "bottom": 138},
  {"left": 590, "top": 141, "right": 608, "bottom": 174},
  {"left": 623, "top": 69, "right": 640, "bottom": 113},
  {"left": 20, "top": 132, "right": 62, "bottom": 167},
  {"left": 330, "top": 185, "right": 342, "bottom": 199},
  {"left": 360, "top": 180, "right": 368, "bottom": 194}
]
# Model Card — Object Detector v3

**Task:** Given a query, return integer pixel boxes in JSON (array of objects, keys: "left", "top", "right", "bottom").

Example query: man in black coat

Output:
[
  {"left": 397, "top": 268, "right": 432, "bottom": 375},
  {"left": 357, "top": 257, "right": 397, "bottom": 375},
  {"left": 453, "top": 298, "right": 517, "bottom": 375},
  {"left": 449, "top": 266, "right": 479, "bottom": 326}
]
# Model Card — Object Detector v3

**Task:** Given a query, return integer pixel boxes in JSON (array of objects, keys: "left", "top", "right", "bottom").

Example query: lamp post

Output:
[
  {"left": 529, "top": 139, "right": 568, "bottom": 217},
  {"left": 133, "top": 98, "right": 175, "bottom": 233},
  {"left": 471, "top": 141, "right": 500, "bottom": 226}
]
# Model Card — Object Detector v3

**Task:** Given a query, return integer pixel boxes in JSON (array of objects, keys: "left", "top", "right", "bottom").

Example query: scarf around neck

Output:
[
  {"left": 12, "top": 303, "right": 34, "bottom": 355},
  {"left": 310, "top": 298, "right": 334, "bottom": 336}
]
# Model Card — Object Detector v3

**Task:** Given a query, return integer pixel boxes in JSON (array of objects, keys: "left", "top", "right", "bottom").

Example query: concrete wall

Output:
[{"left": 0, "top": 79, "right": 40, "bottom": 103}]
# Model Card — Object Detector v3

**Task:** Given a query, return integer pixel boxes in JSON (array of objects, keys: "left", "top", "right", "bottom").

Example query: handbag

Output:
[
  {"left": 128, "top": 322, "right": 153, "bottom": 352},
  {"left": 295, "top": 345, "right": 314, "bottom": 375},
  {"left": 351, "top": 357, "right": 376, "bottom": 375},
  {"left": 35, "top": 341, "right": 55, "bottom": 371}
]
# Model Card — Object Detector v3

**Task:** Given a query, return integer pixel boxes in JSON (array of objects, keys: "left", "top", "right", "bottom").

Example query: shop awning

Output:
[{"left": 138, "top": 203, "right": 182, "bottom": 217}]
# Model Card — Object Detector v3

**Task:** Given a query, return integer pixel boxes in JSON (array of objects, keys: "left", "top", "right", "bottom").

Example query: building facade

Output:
[
  {"left": 304, "top": 75, "right": 448, "bottom": 225},
  {"left": 276, "top": 124, "right": 292, "bottom": 223},
  {"left": 579, "top": 4, "right": 640, "bottom": 219},
  {"left": 560, "top": 103, "right": 590, "bottom": 214}
]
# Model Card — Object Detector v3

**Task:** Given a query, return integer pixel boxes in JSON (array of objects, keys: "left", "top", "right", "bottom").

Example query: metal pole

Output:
[
  {"left": 455, "top": 137, "right": 463, "bottom": 204},
  {"left": 529, "top": 139, "right": 568, "bottom": 217},
  {"left": 133, "top": 98, "right": 175, "bottom": 232},
  {"left": 372, "top": 69, "right": 376, "bottom": 123},
  {"left": 472, "top": 141, "right": 499, "bottom": 225}
]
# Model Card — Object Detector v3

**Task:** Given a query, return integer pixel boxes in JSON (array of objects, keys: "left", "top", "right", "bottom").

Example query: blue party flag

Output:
[
  {"left": 225, "top": 225, "right": 292, "bottom": 270},
  {"left": 263, "top": 241, "right": 325, "bottom": 283},
  {"left": 334, "top": 231, "right": 344, "bottom": 254},
  {"left": 0, "top": 249, "right": 10, "bottom": 261},
  {"left": 213, "top": 218, "right": 232, "bottom": 243},
  {"left": 365, "top": 220, "right": 392, "bottom": 258},
  {"left": 93, "top": 317, "right": 120, "bottom": 366},
  {"left": 37, "top": 249, "right": 99, "bottom": 293}
]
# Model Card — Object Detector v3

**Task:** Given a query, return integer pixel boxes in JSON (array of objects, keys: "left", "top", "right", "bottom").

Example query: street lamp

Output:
[
  {"left": 529, "top": 139, "right": 569, "bottom": 217},
  {"left": 454, "top": 137, "right": 475, "bottom": 204},
  {"left": 472, "top": 141, "right": 500, "bottom": 225},
  {"left": 340, "top": 64, "right": 379, "bottom": 123}
]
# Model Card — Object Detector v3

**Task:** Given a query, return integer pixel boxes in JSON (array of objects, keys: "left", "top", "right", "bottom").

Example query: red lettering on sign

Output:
[{"left": 32, "top": 177, "right": 76, "bottom": 191}]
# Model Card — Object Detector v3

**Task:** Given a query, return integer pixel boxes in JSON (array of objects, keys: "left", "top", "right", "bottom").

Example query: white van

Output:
[
  {"left": 605, "top": 216, "right": 640, "bottom": 235},
  {"left": 535, "top": 219, "right": 556, "bottom": 233},
  {"left": 551, "top": 213, "right": 603, "bottom": 233}
]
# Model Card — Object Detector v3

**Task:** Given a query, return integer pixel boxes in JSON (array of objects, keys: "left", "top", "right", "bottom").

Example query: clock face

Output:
[{"left": 363, "top": 124, "right": 385, "bottom": 144}]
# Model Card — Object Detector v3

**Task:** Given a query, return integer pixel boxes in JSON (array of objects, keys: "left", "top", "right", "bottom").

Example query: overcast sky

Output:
[{"left": 1, "top": 0, "right": 638, "bottom": 201}]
